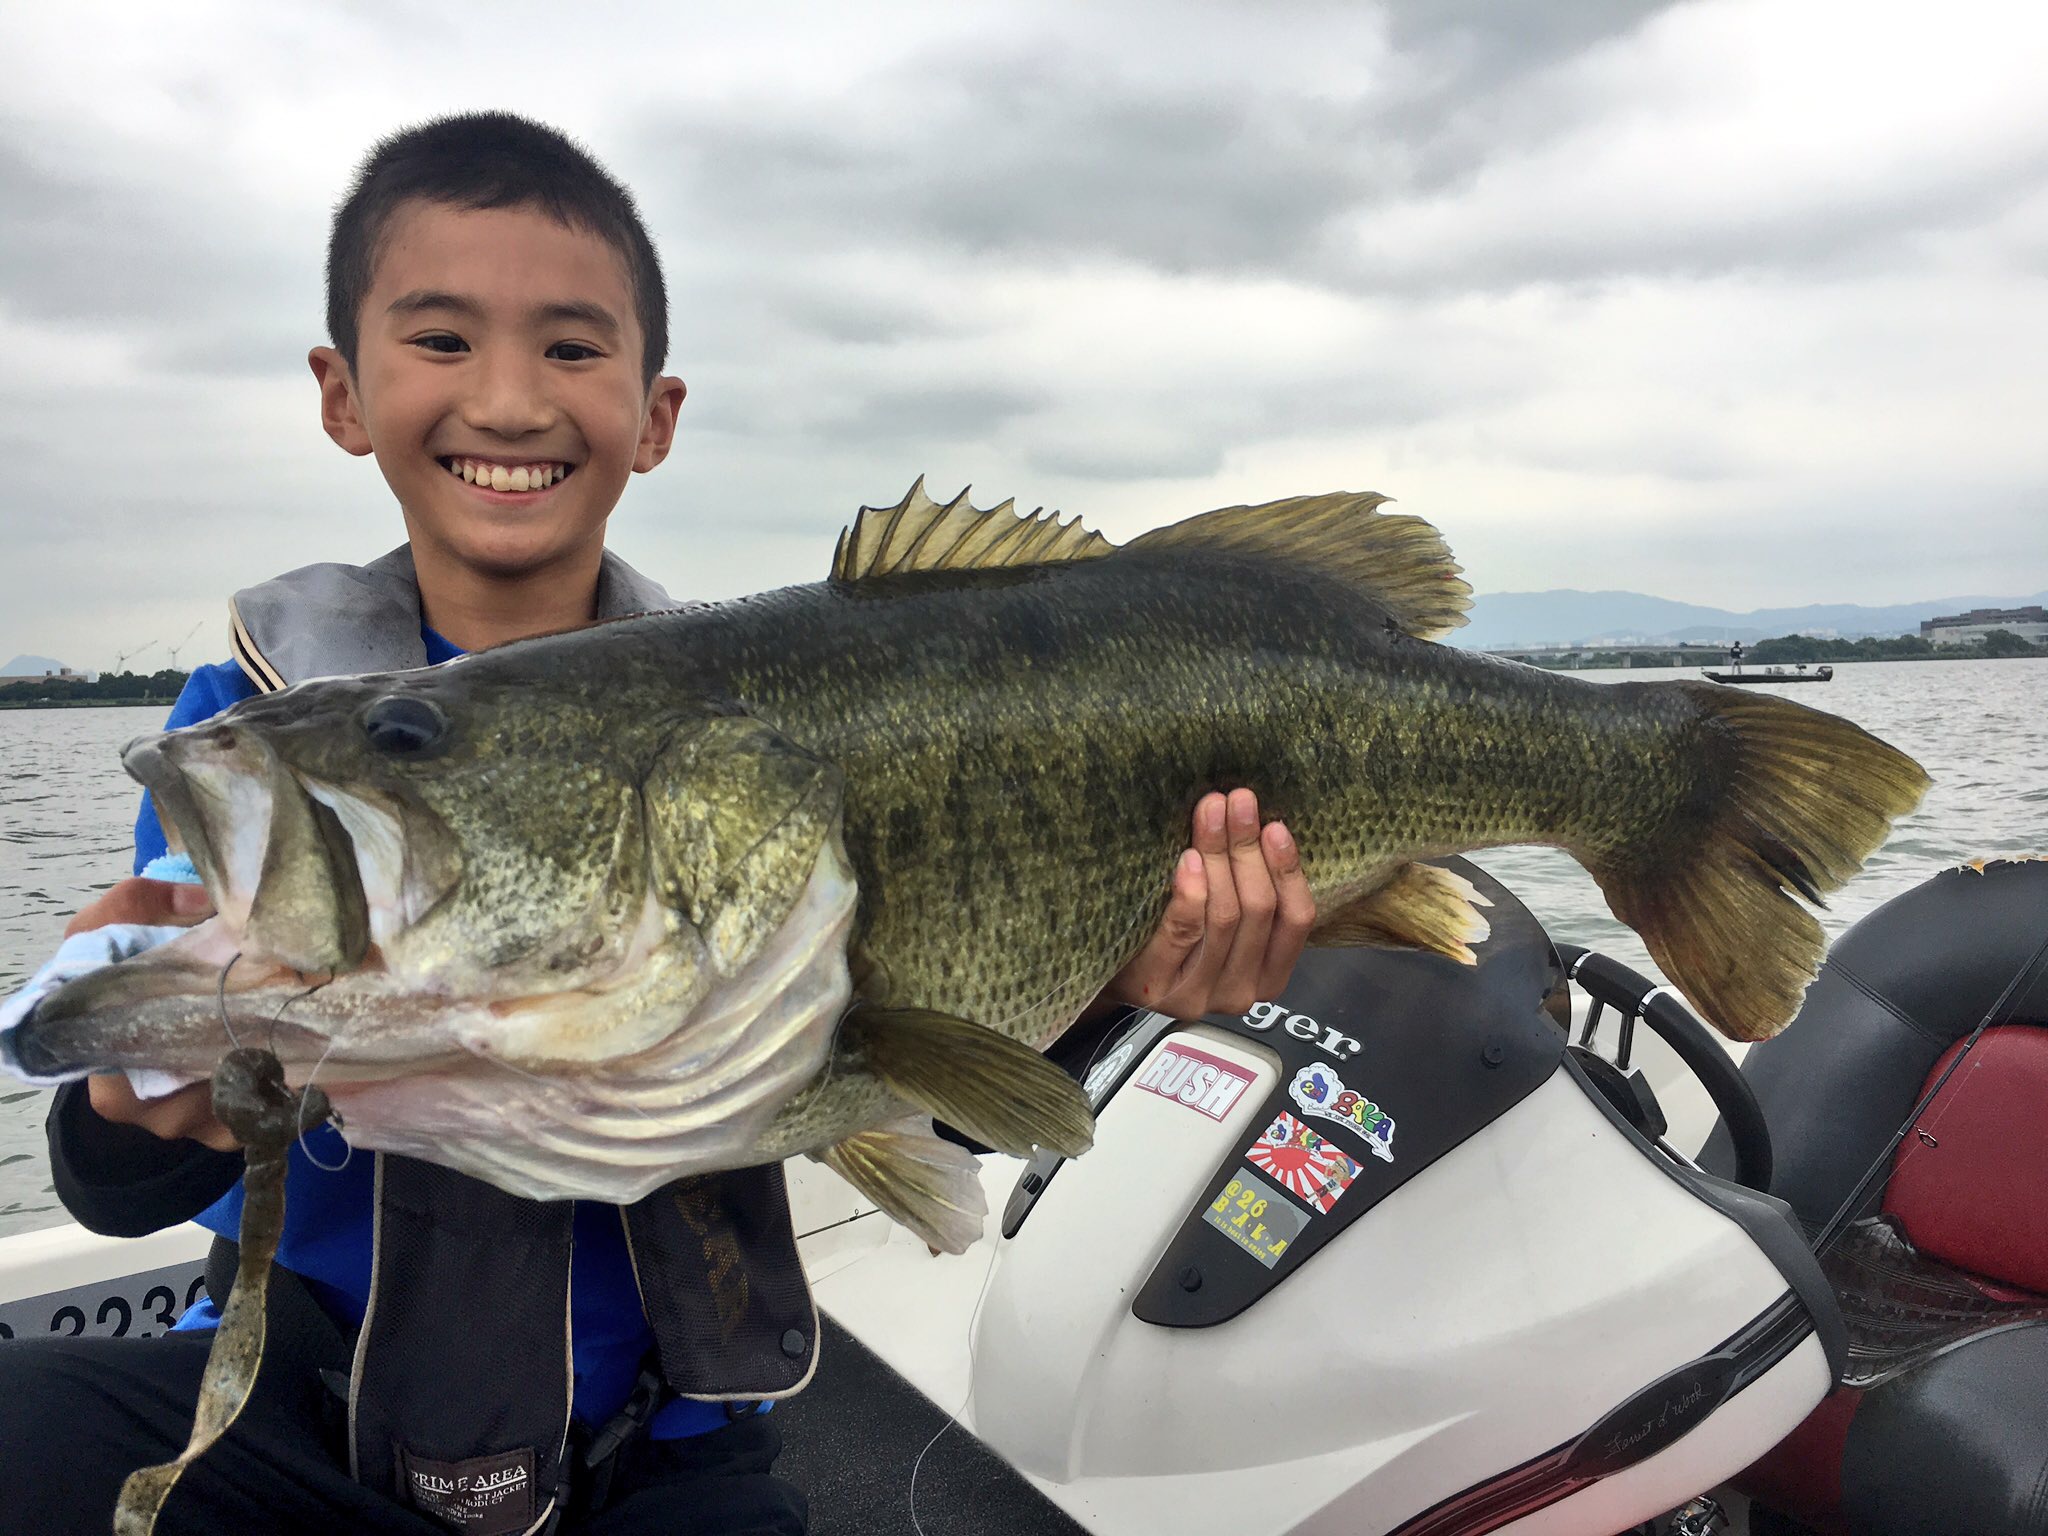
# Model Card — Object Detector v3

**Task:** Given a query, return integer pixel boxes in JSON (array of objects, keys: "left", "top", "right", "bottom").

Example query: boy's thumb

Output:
[{"left": 169, "top": 882, "right": 215, "bottom": 918}]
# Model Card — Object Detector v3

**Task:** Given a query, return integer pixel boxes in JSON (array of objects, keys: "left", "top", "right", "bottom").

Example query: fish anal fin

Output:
[
  {"left": 1126, "top": 492, "right": 1472, "bottom": 640},
  {"left": 840, "top": 1005, "right": 1094, "bottom": 1159},
  {"left": 817, "top": 1117, "right": 987, "bottom": 1254},
  {"left": 1310, "top": 862, "right": 1493, "bottom": 965},
  {"left": 832, "top": 477, "right": 1114, "bottom": 581}
]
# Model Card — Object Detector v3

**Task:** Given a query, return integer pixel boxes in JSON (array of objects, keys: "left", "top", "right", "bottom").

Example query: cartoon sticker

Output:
[
  {"left": 1131, "top": 1042, "right": 1255, "bottom": 1120},
  {"left": 1201, "top": 1168, "right": 1308, "bottom": 1268},
  {"left": 1244, "top": 1110, "right": 1364, "bottom": 1214},
  {"left": 1288, "top": 1062, "right": 1397, "bottom": 1162},
  {"left": 1082, "top": 1035, "right": 1142, "bottom": 1105}
]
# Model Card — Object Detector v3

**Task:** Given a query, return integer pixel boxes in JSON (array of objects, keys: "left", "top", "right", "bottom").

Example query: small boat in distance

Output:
[
  {"left": 1704, "top": 664, "right": 1833, "bottom": 684},
  {"left": 1704, "top": 642, "right": 1833, "bottom": 685}
]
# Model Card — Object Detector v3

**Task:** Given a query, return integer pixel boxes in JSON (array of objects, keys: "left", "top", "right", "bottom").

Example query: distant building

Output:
[
  {"left": 0, "top": 664, "right": 86, "bottom": 686},
  {"left": 1919, "top": 605, "right": 2048, "bottom": 647}
]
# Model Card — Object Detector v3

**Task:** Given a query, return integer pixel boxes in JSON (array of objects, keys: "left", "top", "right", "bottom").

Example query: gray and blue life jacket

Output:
[{"left": 228, "top": 547, "right": 819, "bottom": 1535}]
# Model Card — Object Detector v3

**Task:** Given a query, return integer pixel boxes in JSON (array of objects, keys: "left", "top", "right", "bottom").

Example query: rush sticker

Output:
[
  {"left": 1131, "top": 1042, "right": 1255, "bottom": 1120},
  {"left": 1202, "top": 1168, "right": 1309, "bottom": 1268},
  {"left": 1288, "top": 1062, "right": 1397, "bottom": 1162},
  {"left": 1244, "top": 1110, "right": 1364, "bottom": 1214}
]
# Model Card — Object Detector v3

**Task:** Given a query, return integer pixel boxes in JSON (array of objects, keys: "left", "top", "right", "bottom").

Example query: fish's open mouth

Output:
[
  {"left": 124, "top": 725, "right": 458, "bottom": 978},
  {"left": 0, "top": 721, "right": 467, "bottom": 1086}
]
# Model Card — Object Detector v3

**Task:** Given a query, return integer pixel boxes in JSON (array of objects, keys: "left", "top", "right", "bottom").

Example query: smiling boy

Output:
[
  {"left": 315, "top": 195, "right": 682, "bottom": 649},
  {"left": 0, "top": 113, "right": 1314, "bottom": 1535}
]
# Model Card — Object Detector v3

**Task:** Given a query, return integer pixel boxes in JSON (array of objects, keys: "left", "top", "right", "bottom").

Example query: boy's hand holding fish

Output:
[
  {"left": 65, "top": 878, "right": 240, "bottom": 1151},
  {"left": 1103, "top": 788, "right": 1315, "bottom": 1021}
]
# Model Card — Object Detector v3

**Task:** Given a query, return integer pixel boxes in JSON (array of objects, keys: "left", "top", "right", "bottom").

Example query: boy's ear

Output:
[
  {"left": 633, "top": 374, "right": 688, "bottom": 473},
  {"left": 309, "top": 347, "right": 373, "bottom": 457}
]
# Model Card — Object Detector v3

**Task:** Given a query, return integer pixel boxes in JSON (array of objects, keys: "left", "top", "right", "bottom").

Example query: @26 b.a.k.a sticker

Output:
[
  {"left": 1201, "top": 1168, "right": 1309, "bottom": 1268},
  {"left": 1244, "top": 1110, "right": 1363, "bottom": 1216}
]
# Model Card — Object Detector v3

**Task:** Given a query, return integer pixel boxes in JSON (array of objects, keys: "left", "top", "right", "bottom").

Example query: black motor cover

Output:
[{"left": 1007, "top": 858, "right": 1569, "bottom": 1328}]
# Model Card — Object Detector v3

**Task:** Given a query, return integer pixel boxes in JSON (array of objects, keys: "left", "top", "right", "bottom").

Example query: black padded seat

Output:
[
  {"left": 1841, "top": 1322, "right": 2048, "bottom": 1536},
  {"left": 1700, "top": 859, "right": 2048, "bottom": 1228}
]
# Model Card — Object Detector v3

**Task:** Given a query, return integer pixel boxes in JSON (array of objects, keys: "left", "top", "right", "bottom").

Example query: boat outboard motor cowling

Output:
[{"left": 974, "top": 860, "right": 1843, "bottom": 1536}]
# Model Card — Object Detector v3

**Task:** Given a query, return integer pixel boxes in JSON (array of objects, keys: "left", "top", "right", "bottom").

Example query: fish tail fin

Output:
[{"left": 1589, "top": 684, "right": 1929, "bottom": 1041}]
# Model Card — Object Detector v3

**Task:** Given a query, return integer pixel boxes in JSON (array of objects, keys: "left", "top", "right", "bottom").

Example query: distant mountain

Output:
[
  {"left": 0, "top": 654, "right": 69, "bottom": 677},
  {"left": 1455, "top": 590, "right": 2048, "bottom": 650}
]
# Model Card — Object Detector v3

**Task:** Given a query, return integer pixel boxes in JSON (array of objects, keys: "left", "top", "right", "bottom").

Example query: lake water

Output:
[{"left": 0, "top": 661, "right": 2043, "bottom": 1237}]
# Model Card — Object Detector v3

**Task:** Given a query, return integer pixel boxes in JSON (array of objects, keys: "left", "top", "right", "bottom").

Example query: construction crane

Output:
[
  {"left": 164, "top": 621, "right": 205, "bottom": 673},
  {"left": 110, "top": 639, "right": 156, "bottom": 675}
]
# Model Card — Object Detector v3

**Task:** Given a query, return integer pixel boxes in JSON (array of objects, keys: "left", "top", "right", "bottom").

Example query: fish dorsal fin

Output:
[
  {"left": 1126, "top": 492, "right": 1472, "bottom": 640},
  {"left": 832, "top": 476, "right": 1114, "bottom": 581}
]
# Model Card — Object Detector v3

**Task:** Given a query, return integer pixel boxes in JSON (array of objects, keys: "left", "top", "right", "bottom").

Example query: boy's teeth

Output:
[{"left": 445, "top": 458, "right": 565, "bottom": 490}]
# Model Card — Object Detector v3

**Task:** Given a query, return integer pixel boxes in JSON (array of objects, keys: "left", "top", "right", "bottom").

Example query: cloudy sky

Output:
[{"left": 3, "top": 0, "right": 2045, "bottom": 671}]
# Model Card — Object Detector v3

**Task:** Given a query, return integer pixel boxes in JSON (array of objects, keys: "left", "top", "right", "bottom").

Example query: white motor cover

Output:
[{"left": 968, "top": 1026, "right": 1829, "bottom": 1535}]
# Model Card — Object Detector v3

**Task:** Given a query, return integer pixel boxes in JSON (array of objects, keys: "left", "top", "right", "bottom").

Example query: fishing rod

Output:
[{"left": 1811, "top": 915, "right": 2048, "bottom": 1257}]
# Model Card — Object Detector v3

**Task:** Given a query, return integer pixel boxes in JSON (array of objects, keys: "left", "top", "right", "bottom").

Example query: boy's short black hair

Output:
[{"left": 327, "top": 112, "right": 668, "bottom": 384}]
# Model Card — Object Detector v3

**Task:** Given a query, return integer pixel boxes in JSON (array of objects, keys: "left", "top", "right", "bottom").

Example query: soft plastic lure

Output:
[{"left": 114, "top": 1047, "right": 328, "bottom": 1536}]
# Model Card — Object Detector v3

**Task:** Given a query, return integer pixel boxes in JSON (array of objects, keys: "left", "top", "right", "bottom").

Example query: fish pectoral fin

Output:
[
  {"left": 817, "top": 1117, "right": 988, "bottom": 1254},
  {"left": 1125, "top": 491, "right": 1472, "bottom": 640},
  {"left": 840, "top": 1005, "right": 1095, "bottom": 1159},
  {"left": 1310, "top": 862, "right": 1493, "bottom": 965}
]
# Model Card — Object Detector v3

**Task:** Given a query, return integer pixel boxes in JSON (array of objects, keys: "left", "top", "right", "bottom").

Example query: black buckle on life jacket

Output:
[{"left": 577, "top": 1358, "right": 666, "bottom": 1514}]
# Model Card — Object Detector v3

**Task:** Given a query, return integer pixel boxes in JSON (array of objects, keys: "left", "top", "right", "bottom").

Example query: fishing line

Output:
[
  {"left": 1813, "top": 922, "right": 2048, "bottom": 1257},
  {"left": 907, "top": 1212, "right": 1005, "bottom": 1536},
  {"left": 295, "top": 1030, "right": 354, "bottom": 1173},
  {"left": 266, "top": 976, "right": 331, "bottom": 1056},
  {"left": 215, "top": 953, "right": 245, "bottom": 1050}
]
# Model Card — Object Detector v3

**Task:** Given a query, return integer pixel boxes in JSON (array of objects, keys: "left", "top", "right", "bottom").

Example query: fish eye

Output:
[{"left": 362, "top": 695, "right": 450, "bottom": 758}]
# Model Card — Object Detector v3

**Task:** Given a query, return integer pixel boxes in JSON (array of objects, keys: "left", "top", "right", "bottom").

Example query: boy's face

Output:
[{"left": 310, "top": 201, "right": 684, "bottom": 589}]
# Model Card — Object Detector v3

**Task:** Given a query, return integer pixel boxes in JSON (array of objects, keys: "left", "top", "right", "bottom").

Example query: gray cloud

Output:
[
  {"left": 0, "top": 135, "right": 312, "bottom": 377},
  {"left": 623, "top": 3, "right": 2043, "bottom": 315},
  {"left": 1, "top": 0, "right": 2044, "bottom": 673},
  {"left": 804, "top": 381, "right": 1047, "bottom": 447}
]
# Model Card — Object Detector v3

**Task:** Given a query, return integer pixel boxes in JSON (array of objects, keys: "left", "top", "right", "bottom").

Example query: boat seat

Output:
[
  {"left": 1699, "top": 859, "right": 2048, "bottom": 1536},
  {"left": 1839, "top": 1321, "right": 2048, "bottom": 1536}
]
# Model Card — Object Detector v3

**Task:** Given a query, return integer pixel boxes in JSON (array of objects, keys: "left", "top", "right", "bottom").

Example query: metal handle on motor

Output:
[{"left": 1555, "top": 944, "right": 1774, "bottom": 1194}]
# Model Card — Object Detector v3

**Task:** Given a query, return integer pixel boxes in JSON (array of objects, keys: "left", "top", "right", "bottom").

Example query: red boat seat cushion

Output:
[{"left": 1883, "top": 1027, "right": 2048, "bottom": 1296}]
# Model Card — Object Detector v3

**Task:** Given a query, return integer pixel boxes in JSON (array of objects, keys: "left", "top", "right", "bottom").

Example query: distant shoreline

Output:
[
  {"left": 0, "top": 698, "right": 177, "bottom": 711},
  {"left": 1517, "top": 650, "right": 2046, "bottom": 672},
  {"left": 0, "top": 667, "right": 189, "bottom": 711}
]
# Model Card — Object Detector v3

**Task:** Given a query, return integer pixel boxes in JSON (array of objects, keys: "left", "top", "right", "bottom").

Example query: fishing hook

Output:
[{"left": 215, "top": 953, "right": 244, "bottom": 1051}]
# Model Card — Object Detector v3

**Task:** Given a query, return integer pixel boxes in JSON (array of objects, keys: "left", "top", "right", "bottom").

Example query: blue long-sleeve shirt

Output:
[{"left": 143, "top": 642, "right": 750, "bottom": 1437}]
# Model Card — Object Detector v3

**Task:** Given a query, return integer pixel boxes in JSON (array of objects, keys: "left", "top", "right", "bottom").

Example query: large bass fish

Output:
[{"left": 6, "top": 484, "right": 1928, "bottom": 1248}]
